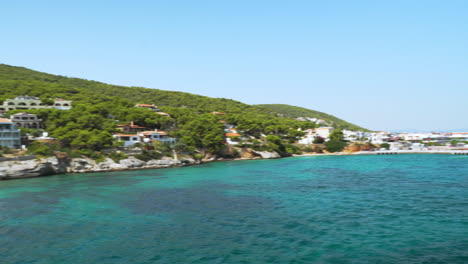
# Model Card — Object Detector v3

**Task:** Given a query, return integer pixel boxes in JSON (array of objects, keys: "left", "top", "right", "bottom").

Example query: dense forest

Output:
[
  {"left": 256, "top": 104, "right": 368, "bottom": 131},
  {"left": 0, "top": 64, "right": 362, "bottom": 158}
]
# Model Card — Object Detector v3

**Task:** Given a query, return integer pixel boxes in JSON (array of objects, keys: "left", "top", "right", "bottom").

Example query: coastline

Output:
[{"left": 2, "top": 150, "right": 467, "bottom": 181}]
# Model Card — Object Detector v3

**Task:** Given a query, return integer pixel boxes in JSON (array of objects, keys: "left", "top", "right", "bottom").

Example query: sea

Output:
[{"left": 1, "top": 154, "right": 467, "bottom": 264}]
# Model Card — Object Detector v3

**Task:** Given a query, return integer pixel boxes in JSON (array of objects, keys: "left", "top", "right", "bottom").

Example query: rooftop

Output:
[{"left": 0, "top": 118, "right": 12, "bottom": 123}]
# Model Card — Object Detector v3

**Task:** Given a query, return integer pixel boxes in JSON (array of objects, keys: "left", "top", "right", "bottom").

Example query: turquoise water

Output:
[{"left": 1, "top": 154, "right": 467, "bottom": 263}]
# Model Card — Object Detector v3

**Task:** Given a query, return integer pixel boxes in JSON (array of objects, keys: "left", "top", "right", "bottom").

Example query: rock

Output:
[
  {"left": 95, "top": 158, "right": 126, "bottom": 171},
  {"left": 118, "top": 157, "right": 145, "bottom": 168},
  {"left": 240, "top": 148, "right": 260, "bottom": 159},
  {"left": 0, "top": 157, "right": 64, "bottom": 179},
  {"left": 252, "top": 150, "right": 281, "bottom": 159},
  {"left": 202, "top": 153, "right": 217, "bottom": 162},
  {"left": 146, "top": 157, "right": 180, "bottom": 168},
  {"left": 69, "top": 158, "right": 97, "bottom": 173},
  {"left": 345, "top": 144, "right": 361, "bottom": 153},
  {"left": 179, "top": 158, "right": 196, "bottom": 165}
]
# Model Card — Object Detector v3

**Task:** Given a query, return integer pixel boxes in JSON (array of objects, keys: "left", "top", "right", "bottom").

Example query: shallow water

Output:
[{"left": 1, "top": 154, "right": 467, "bottom": 263}]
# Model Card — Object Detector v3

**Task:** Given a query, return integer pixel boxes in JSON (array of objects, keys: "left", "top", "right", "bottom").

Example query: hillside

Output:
[
  {"left": 256, "top": 104, "right": 368, "bottom": 131},
  {"left": 0, "top": 64, "right": 365, "bottom": 130},
  {"left": 0, "top": 64, "right": 266, "bottom": 114},
  {"left": 0, "top": 64, "right": 367, "bottom": 158}
]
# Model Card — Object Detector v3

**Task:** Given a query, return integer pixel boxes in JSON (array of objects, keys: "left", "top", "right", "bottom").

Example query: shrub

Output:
[
  {"left": 313, "top": 137, "right": 325, "bottom": 144},
  {"left": 135, "top": 150, "right": 162, "bottom": 161},
  {"left": 285, "top": 144, "right": 301, "bottom": 155},
  {"left": 325, "top": 140, "right": 347, "bottom": 153},
  {"left": 380, "top": 143, "right": 390, "bottom": 150},
  {"left": 109, "top": 152, "right": 128, "bottom": 163},
  {"left": 26, "top": 142, "right": 58, "bottom": 156}
]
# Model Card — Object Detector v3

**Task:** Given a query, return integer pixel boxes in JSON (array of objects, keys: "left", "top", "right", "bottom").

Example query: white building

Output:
[
  {"left": 370, "top": 131, "right": 391, "bottom": 144},
  {"left": 398, "top": 132, "right": 445, "bottom": 141},
  {"left": 0, "top": 96, "right": 72, "bottom": 111},
  {"left": 138, "top": 130, "right": 176, "bottom": 145},
  {"left": 315, "top": 127, "right": 334, "bottom": 139},
  {"left": 298, "top": 129, "right": 318, "bottom": 144},
  {"left": 113, "top": 134, "right": 142, "bottom": 147},
  {"left": 343, "top": 130, "right": 371, "bottom": 141},
  {"left": 0, "top": 118, "right": 21, "bottom": 148}
]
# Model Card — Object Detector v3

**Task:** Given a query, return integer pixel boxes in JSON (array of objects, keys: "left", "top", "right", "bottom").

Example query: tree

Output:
[
  {"left": 176, "top": 114, "right": 225, "bottom": 155},
  {"left": 325, "top": 140, "right": 347, "bottom": 152},
  {"left": 381, "top": 143, "right": 390, "bottom": 150},
  {"left": 325, "top": 129, "right": 347, "bottom": 152},
  {"left": 329, "top": 129, "right": 344, "bottom": 141},
  {"left": 313, "top": 136, "right": 325, "bottom": 144}
]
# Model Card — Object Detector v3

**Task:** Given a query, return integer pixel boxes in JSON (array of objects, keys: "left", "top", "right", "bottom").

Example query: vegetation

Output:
[
  {"left": 0, "top": 64, "right": 365, "bottom": 159},
  {"left": 380, "top": 143, "right": 390, "bottom": 150},
  {"left": 256, "top": 104, "right": 368, "bottom": 131},
  {"left": 325, "top": 129, "right": 348, "bottom": 152}
]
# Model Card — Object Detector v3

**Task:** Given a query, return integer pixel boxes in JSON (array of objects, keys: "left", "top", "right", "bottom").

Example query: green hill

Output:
[
  {"left": 0, "top": 64, "right": 366, "bottom": 157},
  {"left": 256, "top": 104, "right": 368, "bottom": 131}
]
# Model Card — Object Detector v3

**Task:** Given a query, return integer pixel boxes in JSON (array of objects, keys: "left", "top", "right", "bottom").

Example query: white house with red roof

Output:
[{"left": 138, "top": 129, "right": 176, "bottom": 145}]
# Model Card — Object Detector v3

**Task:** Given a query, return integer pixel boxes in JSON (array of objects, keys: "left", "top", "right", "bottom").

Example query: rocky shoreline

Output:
[
  {"left": 2, "top": 149, "right": 460, "bottom": 180},
  {"left": 0, "top": 150, "right": 281, "bottom": 180}
]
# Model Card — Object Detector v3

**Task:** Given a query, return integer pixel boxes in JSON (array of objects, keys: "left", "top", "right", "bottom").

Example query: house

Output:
[
  {"left": 138, "top": 130, "right": 176, "bottom": 145},
  {"left": 10, "top": 112, "right": 43, "bottom": 129},
  {"left": 225, "top": 128, "right": 238, "bottom": 133},
  {"left": 298, "top": 129, "right": 319, "bottom": 144},
  {"left": 135, "top": 104, "right": 160, "bottom": 111},
  {"left": 370, "top": 131, "right": 391, "bottom": 144},
  {"left": 0, "top": 118, "right": 21, "bottom": 148},
  {"left": 448, "top": 132, "right": 468, "bottom": 140},
  {"left": 35, "top": 132, "right": 56, "bottom": 144},
  {"left": 53, "top": 99, "right": 73, "bottom": 110},
  {"left": 315, "top": 127, "right": 334, "bottom": 139},
  {"left": 343, "top": 130, "right": 371, "bottom": 141},
  {"left": 117, "top": 121, "right": 147, "bottom": 133},
  {"left": 225, "top": 132, "right": 241, "bottom": 145},
  {"left": 210, "top": 112, "right": 225, "bottom": 115},
  {"left": 113, "top": 134, "right": 142, "bottom": 147},
  {"left": 0, "top": 96, "right": 72, "bottom": 111}
]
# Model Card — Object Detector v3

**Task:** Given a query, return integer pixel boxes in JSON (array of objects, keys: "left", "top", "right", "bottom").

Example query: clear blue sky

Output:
[{"left": 2, "top": 0, "right": 467, "bottom": 131}]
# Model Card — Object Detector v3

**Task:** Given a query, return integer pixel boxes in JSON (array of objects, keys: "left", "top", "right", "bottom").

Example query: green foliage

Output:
[
  {"left": 26, "top": 142, "right": 60, "bottom": 156},
  {"left": 325, "top": 140, "right": 347, "bottom": 153},
  {"left": 109, "top": 151, "right": 127, "bottom": 163},
  {"left": 380, "top": 143, "right": 390, "bottom": 150},
  {"left": 265, "top": 135, "right": 290, "bottom": 157},
  {"left": 174, "top": 114, "right": 225, "bottom": 154},
  {"left": 1, "top": 147, "right": 14, "bottom": 154},
  {"left": 19, "top": 127, "right": 43, "bottom": 137},
  {"left": 193, "top": 153, "right": 203, "bottom": 161},
  {"left": 284, "top": 144, "right": 301, "bottom": 155},
  {"left": 135, "top": 150, "right": 163, "bottom": 161},
  {"left": 450, "top": 139, "right": 459, "bottom": 146},
  {"left": 173, "top": 141, "right": 193, "bottom": 154},
  {"left": 0, "top": 64, "right": 366, "bottom": 158},
  {"left": 313, "top": 137, "right": 325, "bottom": 144},
  {"left": 153, "top": 141, "right": 173, "bottom": 157},
  {"left": 257, "top": 104, "right": 368, "bottom": 131},
  {"left": 329, "top": 129, "right": 345, "bottom": 142}
]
